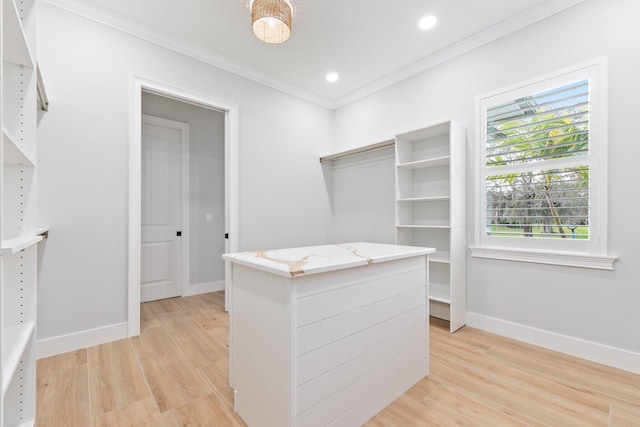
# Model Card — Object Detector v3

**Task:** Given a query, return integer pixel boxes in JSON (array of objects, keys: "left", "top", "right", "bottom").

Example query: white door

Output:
[{"left": 140, "top": 115, "right": 188, "bottom": 302}]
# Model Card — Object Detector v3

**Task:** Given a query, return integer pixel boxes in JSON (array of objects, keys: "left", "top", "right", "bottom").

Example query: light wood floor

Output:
[{"left": 36, "top": 292, "right": 640, "bottom": 426}]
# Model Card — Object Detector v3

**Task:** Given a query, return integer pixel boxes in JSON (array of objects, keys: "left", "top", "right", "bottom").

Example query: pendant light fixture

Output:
[{"left": 251, "top": 0, "right": 292, "bottom": 44}]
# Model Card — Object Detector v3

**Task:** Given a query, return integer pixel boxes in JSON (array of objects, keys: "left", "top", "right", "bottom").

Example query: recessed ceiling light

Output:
[
  {"left": 419, "top": 15, "right": 437, "bottom": 30},
  {"left": 326, "top": 72, "right": 339, "bottom": 83}
]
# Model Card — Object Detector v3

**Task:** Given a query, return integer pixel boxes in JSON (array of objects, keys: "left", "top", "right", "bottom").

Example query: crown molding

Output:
[
  {"left": 43, "top": 0, "right": 585, "bottom": 111},
  {"left": 42, "top": 0, "right": 334, "bottom": 109},
  {"left": 333, "top": 0, "right": 586, "bottom": 108}
]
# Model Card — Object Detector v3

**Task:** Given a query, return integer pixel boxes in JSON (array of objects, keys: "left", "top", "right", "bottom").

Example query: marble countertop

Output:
[{"left": 222, "top": 242, "right": 434, "bottom": 278}]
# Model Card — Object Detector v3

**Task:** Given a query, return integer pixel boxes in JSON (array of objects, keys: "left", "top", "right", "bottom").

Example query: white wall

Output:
[
  {"left": 333, "top": 0, "right": 640, "bottom": 365},
  {"left": 141, "top": 92, "right": 225, "bottom": 289},
  {"left": 326, "top": 147, "right": 396, "bottom": 244},
  {"left": 36, "top": 3, "right": 333, "bottom": 346}
]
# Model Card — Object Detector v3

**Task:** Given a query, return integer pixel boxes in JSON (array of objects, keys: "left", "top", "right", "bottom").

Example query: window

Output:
[{"left": 472, "top": 58, "right": 616, "bottom": 269}]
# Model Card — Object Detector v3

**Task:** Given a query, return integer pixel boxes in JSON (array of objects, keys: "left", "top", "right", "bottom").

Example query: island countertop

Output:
[{"left": 222, "top": 242, "right": 435, "bottom": 278}]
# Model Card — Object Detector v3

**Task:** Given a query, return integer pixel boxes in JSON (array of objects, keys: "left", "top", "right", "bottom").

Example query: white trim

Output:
[
  {"left": 43, "top": 0, "right": 585, "bottom": 110},
  {"left": 182, "top": 280, "right": 226, "bottom": 297},
  {"left": 36, "top": 322, "right": 128, "bottom": 359},
  {"left": 181, "top": 123, "right": 191, "bottom": 299},
  {"left": 129, "top": 77, "right": 143, "bottom": 337},
  {"left": 466, "top": 312, "right": 640, "bottom": 375},
  {"left": 129, "top": 75, "right": 239, "bottom": 337},
  {"left": 224, "top": 94, "right": 240, "bottom": 312},
  {"left": 469, "top": 247, "right": 617, "bottom": 270},
  {"left": 141, "top": 114, "right": 191, "bottom": 300}
]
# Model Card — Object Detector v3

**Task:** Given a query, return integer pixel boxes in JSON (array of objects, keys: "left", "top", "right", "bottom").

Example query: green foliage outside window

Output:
[{"left": 485, "top": 80, "right": 590, "bottom": 239}]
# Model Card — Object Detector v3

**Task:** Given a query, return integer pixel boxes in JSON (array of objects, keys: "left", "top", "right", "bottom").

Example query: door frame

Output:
[
  {"left": 128, "top": 75, "right": 239, "bottom": 336},
  {"left": 140, "top": 114, "right": 190, "bottom": 302}
]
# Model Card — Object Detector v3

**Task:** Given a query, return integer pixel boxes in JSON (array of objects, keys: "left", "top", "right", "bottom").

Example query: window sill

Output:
[{"left": 469, "top": 247, "right": 617, "bottom": 270}]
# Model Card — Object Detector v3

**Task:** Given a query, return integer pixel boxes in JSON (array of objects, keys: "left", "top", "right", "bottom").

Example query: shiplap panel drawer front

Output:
[
  {"left": 297, "top": 324, "right": 426, "bottom": 415},
  {"left": 296, "top": 266, "right": 425, "bottom": 327},
  {"left": 295, "top": 256, "right": 425, "bottom": 298},
  {"left": 327, "top": 360, "right": 428, "bottom": 427},
  {"left": 296, "top": 305, "right": 425, "bottom": 385},
  {"left": 296, "top": 343, "right": 427, "bottom": 427},
  {"left": 296, "top": 285, "right": 426, "bottom": 356}
]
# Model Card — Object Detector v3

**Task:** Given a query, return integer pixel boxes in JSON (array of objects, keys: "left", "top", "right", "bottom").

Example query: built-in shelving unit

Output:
[
  {"left": 395, "top": 121, "right": 466, "bottom": 332},
  {"left": 1, "top": 0, "right": 41, "bottom": 425}
]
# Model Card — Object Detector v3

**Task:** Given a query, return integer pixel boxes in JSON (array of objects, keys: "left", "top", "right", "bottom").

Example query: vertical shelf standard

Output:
[
  {"left": 395, "top": 121, "right": 466, "bottom": 332},
  {"left": 1, "top": 0, "right": 40, "bottom": 425}
]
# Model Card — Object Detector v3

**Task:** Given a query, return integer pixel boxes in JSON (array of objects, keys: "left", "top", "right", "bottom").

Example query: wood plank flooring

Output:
[{"left": 36, "top": 291, "right": 640, "bottom": 426}]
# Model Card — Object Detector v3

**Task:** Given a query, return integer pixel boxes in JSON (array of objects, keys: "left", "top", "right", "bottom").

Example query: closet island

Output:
[{"left": 223, "top": 242, "right": 434, "bottom": 427}]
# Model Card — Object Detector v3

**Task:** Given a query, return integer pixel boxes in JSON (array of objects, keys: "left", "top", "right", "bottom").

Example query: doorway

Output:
[{"left": 128, "top": 76, "right": 238, "bottom": 336}]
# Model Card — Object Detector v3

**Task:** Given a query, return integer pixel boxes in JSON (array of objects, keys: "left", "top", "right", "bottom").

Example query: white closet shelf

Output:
[
  {"left": 396, "top": 121, "right": 451, "bottom": 141},
  {"left": 2, "top": 0, "right": 34, "bottom": 68},
  {"left": 36, "top": 227, "right": 50, "bottom": 237},
  {"left": 396, "top": 224, "right": 451, "bottom": 229},
  {"left": 429, "top": 282, "right": 450, "bottom": 304},
  {"left": 0, "top": 236, "right": 43, "bottom": 255},
  {"left": 397, "top": 156, "right": 450, "bottom": 169},
  {"left": 397, "top": 196, "right": 450, "bottom": 202},
  {"left": 1, "top": 322, "right": 35, "bottom": 396},
  {"left": 319, "top": 139, "right": 395, "bottom": 162},
  {"left": 430, "top": 251, "right": 451, "bottom": 263},
  {"left": 3, "top": 126, "right": 35, "bottom": 166}
]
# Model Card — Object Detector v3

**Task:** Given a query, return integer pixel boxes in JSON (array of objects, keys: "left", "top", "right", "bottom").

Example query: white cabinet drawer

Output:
[
  {"left": 296, "top": 268, "right": 425, "bottom": 327},
  {"left": 296, "top": 343, "right": 427, "bottom": 427},
  {"left": 296, "top": 305, "right": 425, "bottom": 385},
  {"left": 296, "top": 284, "right": 426, "bottom": 356},
  {"left": 296, "top": 324, "right": 426, "bottom": 415}
]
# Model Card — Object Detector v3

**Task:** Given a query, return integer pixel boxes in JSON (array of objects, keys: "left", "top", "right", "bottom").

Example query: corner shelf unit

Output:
[
  {"left": 395, "top": 121, "right": 466, "bottom": 332},
  {"left": 1, "top": 0, "right": 41, "bottom": 425}
]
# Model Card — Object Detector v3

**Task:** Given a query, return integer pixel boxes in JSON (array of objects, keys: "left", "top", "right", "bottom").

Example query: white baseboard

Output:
[
  {"left": 38, "top": 283, "right": 224, "bottom": 359},
  {"left": 182, "top": 280, "right": 225, "bottom": 297},
  {"left": 37, "top": 322, "right": 128, "bottom": 359},
  {"left": 466, "top": 312, "right": 640, "bottom": 375}
]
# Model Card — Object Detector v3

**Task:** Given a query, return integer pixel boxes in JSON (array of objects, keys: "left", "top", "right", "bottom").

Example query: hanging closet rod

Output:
[{"left": 319, "top": 139, "right": 395, "bottom": 162}]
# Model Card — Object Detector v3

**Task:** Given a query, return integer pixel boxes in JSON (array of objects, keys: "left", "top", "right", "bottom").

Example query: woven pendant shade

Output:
[{"left": 251, "top": 0, "right": 292, "bottom": 44}]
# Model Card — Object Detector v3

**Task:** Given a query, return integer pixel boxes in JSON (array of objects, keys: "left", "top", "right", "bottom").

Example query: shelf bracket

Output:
[{"left": 37, "top": 64, "right": 49, "bottom": 112}]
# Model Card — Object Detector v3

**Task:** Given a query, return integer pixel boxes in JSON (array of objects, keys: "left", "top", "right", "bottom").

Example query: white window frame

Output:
[{"left": 470, "top": 57, "right": 617, "bottom": 270}]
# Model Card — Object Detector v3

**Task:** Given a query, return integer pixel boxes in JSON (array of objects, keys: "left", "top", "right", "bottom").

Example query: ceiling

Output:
[{"left": 48, "top": 0, "right": 584, "bottom": 107}]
